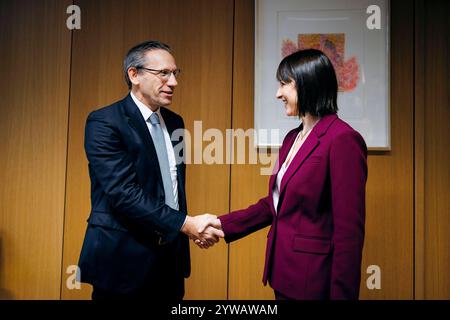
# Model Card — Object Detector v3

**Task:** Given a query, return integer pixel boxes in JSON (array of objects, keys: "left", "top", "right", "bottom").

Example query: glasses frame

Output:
[{"left": 136, "top": 66, "right": 181, "bottom": 80}]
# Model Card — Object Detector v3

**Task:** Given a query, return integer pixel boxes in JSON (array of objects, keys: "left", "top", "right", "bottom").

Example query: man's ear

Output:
[{"left": 128, "top": 67, "right": 140, "bottom": 86}]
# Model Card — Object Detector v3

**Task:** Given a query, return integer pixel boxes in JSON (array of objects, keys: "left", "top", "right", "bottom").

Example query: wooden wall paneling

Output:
[
  {"left": 228, "top": 0, "right": 275, "bottom": 300},
  {"left": 0, "top": 0, "right": 72, "bottom": 299},
  {"left": 414, "top": 0, "right": 425, "bottom": 300},
  {"left": 360, "top": 0, "right": 414, "bottom": 299},
  {"left": 423, "top": 0, "right": 450, "bottom": 300},
  {"left": 61, "top": 0, "right": 233, "bottom": 300},
  {"left": 167, "top": 0, "right": 234, "bottom": 300}
]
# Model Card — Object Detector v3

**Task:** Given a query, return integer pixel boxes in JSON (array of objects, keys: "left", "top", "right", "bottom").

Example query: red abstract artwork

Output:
[{"left": 282, "top": 34, "right": 359, "bottom": 92}]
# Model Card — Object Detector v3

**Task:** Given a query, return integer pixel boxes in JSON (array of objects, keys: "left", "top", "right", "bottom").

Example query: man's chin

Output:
[{"left": 158, "top": 99, "right": 172, "bottom": 107}]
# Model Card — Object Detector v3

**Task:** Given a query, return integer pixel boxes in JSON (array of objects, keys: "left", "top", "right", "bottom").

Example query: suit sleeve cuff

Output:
[{"left": 180, "top": 215, "right": 188, "bottom": 231}]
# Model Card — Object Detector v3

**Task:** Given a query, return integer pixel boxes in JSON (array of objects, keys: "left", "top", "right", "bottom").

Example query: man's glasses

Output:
[{"left": 137, "top": 67, "right": 181, "bottom": 81}]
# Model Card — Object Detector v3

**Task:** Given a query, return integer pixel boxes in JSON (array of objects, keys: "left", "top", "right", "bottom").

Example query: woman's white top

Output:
[{"left": 272, "top": 131, "right": 302, "bottom": 213}]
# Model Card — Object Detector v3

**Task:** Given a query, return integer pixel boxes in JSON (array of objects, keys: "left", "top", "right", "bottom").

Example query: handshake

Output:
[{"left": 181, "top": 214, "right": 224, "bottom": 249}]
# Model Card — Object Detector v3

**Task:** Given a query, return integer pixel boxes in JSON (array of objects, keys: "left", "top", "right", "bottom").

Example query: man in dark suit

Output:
[{"left": 78, "top": 40, "right": 222, "bottom": 300}]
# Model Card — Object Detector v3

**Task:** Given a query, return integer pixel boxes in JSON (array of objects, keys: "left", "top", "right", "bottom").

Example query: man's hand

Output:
[
  {"left": 181, "top": 214, "right": 224, "bottom": 248},
  {"left": 194, "top": 217, "right": 223, "bottom": 249}
]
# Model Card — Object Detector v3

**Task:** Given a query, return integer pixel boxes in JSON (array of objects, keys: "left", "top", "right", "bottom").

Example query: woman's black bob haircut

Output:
[{"left": 276, "top": 49, "right": 338, "bottom": 118}]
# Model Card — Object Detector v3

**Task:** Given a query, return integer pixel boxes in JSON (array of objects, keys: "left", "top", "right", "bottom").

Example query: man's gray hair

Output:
[{"left": 124, "top": 40, "right": 171, "bottom": 89}]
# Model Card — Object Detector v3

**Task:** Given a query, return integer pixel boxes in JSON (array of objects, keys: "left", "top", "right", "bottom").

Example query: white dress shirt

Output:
[{"left": 130, "top": 92, "right": 179, "bottom": 210}]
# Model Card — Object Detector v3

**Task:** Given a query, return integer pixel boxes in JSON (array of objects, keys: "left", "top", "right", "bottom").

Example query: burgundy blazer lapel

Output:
[
  {"left": 279, "top": 133, "right": 319, "bottom": 196},
  {"left": 279, "top": 114, "right": 338, "bottom": 197},
  {"left": 269, "top": 127, "right": 300, "bottom": 192}
]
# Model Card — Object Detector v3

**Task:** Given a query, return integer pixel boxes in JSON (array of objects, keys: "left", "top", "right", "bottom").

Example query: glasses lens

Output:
[
  {"left": 159, "top": 70, "right": 171, "bottom": 79},
  {"left": 161, "top": 69, "right": 181, "bottom": 79}
]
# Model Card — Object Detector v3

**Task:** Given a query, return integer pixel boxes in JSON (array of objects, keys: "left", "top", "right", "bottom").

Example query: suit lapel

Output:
[
  {"left": 278, "top": 114, "right": 338, "bottom": 198},
  {"left": 160, "top": 107, "right": 183, "bottom": 170},
  {"left": 160, "top": 107, "right": 178, "bottom": 149},
  {"left": 123, "top": 94, "right": 163, "bottom": 178},
  {"left": 269, "top": 127, "right": 300, "bottom": 192},
  {"left": 279, "top": 133, "right": 319, "bottom": 196},
  {"left": 279, "top": 128, "right": 300, "bottom": 169}
]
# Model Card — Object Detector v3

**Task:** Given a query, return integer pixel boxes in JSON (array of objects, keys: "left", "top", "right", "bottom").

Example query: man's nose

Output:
[{"left": 167, "top": 73, "right": 178, "bottom": 86}]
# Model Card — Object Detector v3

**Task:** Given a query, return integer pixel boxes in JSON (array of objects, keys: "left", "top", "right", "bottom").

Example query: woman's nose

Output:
[{"left": 276, "top": 88, "right": 282, "bottom": 99}]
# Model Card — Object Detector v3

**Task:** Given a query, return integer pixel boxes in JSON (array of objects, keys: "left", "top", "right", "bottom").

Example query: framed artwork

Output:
[{"left": 255, "top": 0, "right": 390, "bottom": 150}]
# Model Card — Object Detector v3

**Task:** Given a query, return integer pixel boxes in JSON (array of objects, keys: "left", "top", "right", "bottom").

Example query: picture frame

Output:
[{"left": 254, "top": 0, "right": 390, "bottom": 150}]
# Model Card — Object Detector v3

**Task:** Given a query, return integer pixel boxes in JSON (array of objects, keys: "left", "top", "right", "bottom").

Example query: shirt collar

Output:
[{"left": 130, "top": 91, "right": 161, "bottom": 123}]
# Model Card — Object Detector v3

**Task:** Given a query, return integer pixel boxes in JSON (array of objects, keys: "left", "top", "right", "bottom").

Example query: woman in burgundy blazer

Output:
[{"left": 216, "top": 49, "right": 367, "bottom": 300}]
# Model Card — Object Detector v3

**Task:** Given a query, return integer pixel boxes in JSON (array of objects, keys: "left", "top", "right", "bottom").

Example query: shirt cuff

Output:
[{"left": 180, "top": 215, "right": 188, "bottom": 231}]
